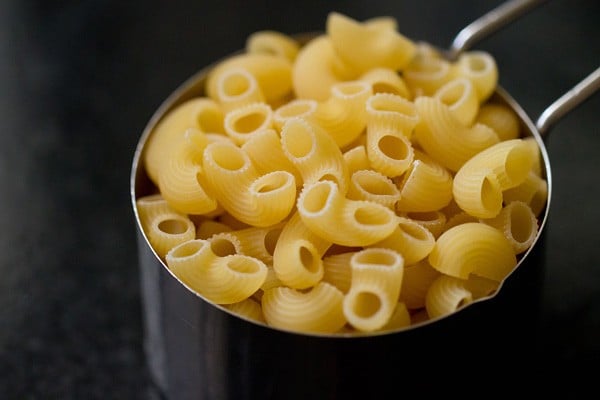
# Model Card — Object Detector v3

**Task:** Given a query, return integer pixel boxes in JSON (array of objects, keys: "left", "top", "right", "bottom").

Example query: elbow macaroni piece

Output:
[
  {"left": 395, "top": 158, "right": 453, "bottom": 213},
  {"left": 215, "top": 67, "right": 265, "bottom": 113},
  {"left": 347, "top": 169, "right": 400, "bottom": 210},
  {"left": 482, "top": 201, "right": 538, "bottom": 254},
  {"left": 400, "top": 260, "right": 440, "bottom": 309},
  {"left": 360, "top": 67, "right": 410, "bottom": 98},
  {"left": 145, "top": 212, "right": 196, "bottom": 259},
  {"left": 425, "top": 274, "right": 474, "bottom": 319},
  {"left": 245, "top": 30, "right": 300, "bottom": 62},
  {"left": 454, "top": 51, "right": 498, "bottom": 102},
  {"left": 297, "top": 180, "right": 399, "bottom": 247},
  {"left": 429, "top": 222, "right": 517, "bottom": 281},
  {"left": 366, "top": 127, "right": 414, "bottom": 178},
  {"left": 224, "top": 298, "right": 266, "bottom": 324},
  {"left": 476, "top": 103, "right": 521, "bottom": 141},
  {"left": 370, "top": 217, "right": 435, "bottom": 266},
  {"left": 223, "top": 102, "right": 274, "bottom": 145},
  {"left": 434, "top": 78, "right": 479, "bottom": 126},
  {"left": 366, "top": 93, "right": 419, "bottom": 138}
]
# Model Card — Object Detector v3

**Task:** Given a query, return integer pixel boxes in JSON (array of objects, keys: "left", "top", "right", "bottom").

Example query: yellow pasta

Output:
[
  {"left": 452, "top": 168, "right": 503, "bottom": 219},
  {"left": 297, "top": 180, "right": 399, "bottom": 247},
  {"left": 146, "top": 212, "right": 196, "bottom": 259},
  {"left": 463, "top": 275, "right": 499, "bottom": 300},
  {"left": 454, "top": 51, "right": 498, "bottom": 101},
  {"left": 230, "top": 223, "right": 284, "bottom": 264},
  {"left": 195, "top": 220, "right": 232, "bottom": 239},
  {"left": 272, "top": 212, "right": 331, "bottom": 289},
  {"left": 343, "top": 248, "right": 404, "bottom": 332},
  {"left": 434, "top": 77, "right": 479, "bottom": 126},
  {"left": 523, "top": 137, "right": 543, "bottom": 176},
  {"left": 202, "top": 141, "right": 296, "bottom": 227},
  {"left": 503, "top": 172, "right": 548, "bottom": 217},
  {"left": 166, "top": 238, "right": 267, "bottom": 304},
  {"left": 311, "top": 81, "right": 372, "bottom": 148},
  {"left": 144, "top": 98, "right": 224, "bottom": 184},
  {"left": 326, "top": 12, "right": 416, "bottom": 74},
  {"left": 414, "top": 96, "right": 499, "bottom": 172},
  {"left": 292, "top": 35, "right": 356, "bottom": 101},
  {"left": 206, "top": 53, "right": 293, "bottom": 105},
  {"left": 136, "top": 194, "right": 181, "bottom": 229},
  {"left": 366, "top": 128, "right": 414, "bottom": 178},
  {"left": 360, "top": 67, "right": 410, "bottom": 98},
  {"left": 273, "top": 99, "right": 318, "bottom": 131},
  {"left": 476, "top": 103, "right": 521, "bottom": 141},
  {"left": 428, "top": 222, "right": 517, "bottom": 281},
  {"left": 280, "top": 117, "right": 349, "bottom": 193},
  {"left": 343, "top": 145, "right": 370, "bottom": 174},
  {"left": 404, "top": 55, "right": 453, "bottom": 96},
  {"left": 398, "top": 211, "right": 447, "bottom": 238},
  {"left": 365, "top": 93, "right": 419, "bottom": 139},
  {"left": 371, "top": 217, "right": 435, "bottom": 266},
  {"left": 380, "top": 302, "right": 411, "bottom": 331},
  {"left": 215, "top": 67, "right": 265, "bottom": 113},
  {"left": 322, "top": 252, "right": 355, "bottom": 293},
  {"left": 245, "top": 30, "right": 300, "bottom": 62},
  {"left": 442, "top": 211, "right": 480, "bottom": 232},
  {"left": 482, "top": 201, "right": 538, "bottom": 254},
  {"left": 395, "top": 158, "right": 453, "bottom": 212},
  {"left": 158, "top": 129, "right": 218, "bottom": 215},
  {"left": 224, "top": 298, "right": 266, "bottom": 324},
  {"left": 241, "top": 128, "right": 302, "bottom": 184},
  {"left": 262, "top": 282, "right": 347, "bottom": 333},
  {"left": 347, "top": 169, "right": 400, "bottom": 209},
  {"left": 223, "top": 102, "right": 273, "bottom": 145},
  {"left": 425, "top": 274, "right": 474, "bottom": 319},
  {"left": 399, "top": 260, "right": 440, "bottom": 309}
]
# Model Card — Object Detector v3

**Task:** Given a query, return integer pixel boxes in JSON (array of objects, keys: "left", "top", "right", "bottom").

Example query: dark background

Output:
[{"left": 1, "top": 0, "right": 599, "bottom": 398}]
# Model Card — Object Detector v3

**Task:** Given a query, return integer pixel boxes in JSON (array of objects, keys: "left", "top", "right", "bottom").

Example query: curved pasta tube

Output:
[
  {"left": 380, "top": 302, "right": 411, "bottom": 331},
  {"left": 371, "top": 217, "right": 435, "bottom": 266},
  {"left": 482, "top": 201, "right": 538, "bottom": 254},
  {"left": 136, "top": 194, "right": 181, "bottom": 229},
  {"left": 365, "top": 93, "right": 419, "bottom": 138},
  {"left": 230, "top": 223, "right": 284, "bottom": 264},
  {"left": 366, "top": 127, "right": 414, "bottom": 178},
  {"left": 404, "top": 56, "right": 453, "bottom": 96},
  {"left": 245, "top": 30, "right": 300, "bottom": 62},
  {"left": 144, "top": 98, "right": 224, "bottom": 184},
  {"left": 414, "top": 96, "right": 499, "bottom": 172},
  {"left": 503, "top": 172, "right": 548, "bottom": 217},
  {"left": 223, "top": 102, "right": 273, "bottom": 145},
  {"left": 523, "top": 137, "right": 543, "bottom": 176},
  {"left": 158, "top": 129, "right": 218, "bottom": 215},
  {"left": 241, "top": 128, "right": 302, "bottom": 184},
  {"left": 463, "top": 275, "right": 499, "bottom": 299},
  {"left": 297, "top": 180, "right": 399, "bottom": 247},
  {"left": 280, "top": 117, "right": 349, "bottom": 193},
  {"left": 326, "top": 12, "right": 416, "bottom": 74},
  {"left": 292, "top": 36, "right": 356, "bottom": 101},
  {"left": 476, "top": 103, "right": 521, "bottom": 141},
  {"left": 428, "top": 222, "right": 517, "bottom": 281},
  {"left": 166, "top": 239, "right": 268, "bottom": 304},
  {"left": 206, "top": 53, "right": 293, "bottom": 104},
  {"left": 453, "top": 168, "right": 503, "bottom": 219},
  {"left": 399, "top": 211, "right": 447, "bottom": 238},
  {"left": 272, "top": 213, "right": 331, "bottom": 289},
  {"left": 147, "top": 212, "right": 196, "bottom": 259},
  {"left": 442, "top": 211, "right": 481, "bottom": 233},
  {"left": 454, "top": 51, "right": 498, "bottom": 101},
  {"left": 273, "top": 99, "right": 318, "bottom": 131},
  {"left": 425, "top": 274, "right": 474, "bottom": 319},
  {"left": 202, "top": 141, "right": 296, "bottom": 227},
  {"left": 400, "top": 260, "right": 440, "bottom": 309},
  {"left": 224, "top": 298, "right": 266, "bottom": 324},
  {"left": 322, "top": 252, "right": 355, "bottom": 293},
  {"left": 343, "top": 248, "right": 404, "bottom": 332},
  {"left": 262, "top": 282, "right": 347, "bottom": 334},
  {"left": 343, "top": 145, "right": 370, "bottom": 174},
  {"left": 395, "top": 158, "right": 453, "bottom": 212},
  {"left": 434, "top": 78, "right": 479, "bottom": 126},
  {"left": 311, "top": 81, "right": 372, "bottom": 148},
  {"left": 360, "top": 67, "right": 410, "bottom": 98},
  {"left": 347, "top": 169, "right": 400, "bottom": 210},
  {"left": 215, "top": 67, "right": 265, "bottom": 113}
]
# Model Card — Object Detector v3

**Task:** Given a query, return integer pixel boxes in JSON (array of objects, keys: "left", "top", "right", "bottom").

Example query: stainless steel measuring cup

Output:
[{"left": 130, "top": 0, "right": 600, "bottom": 397}]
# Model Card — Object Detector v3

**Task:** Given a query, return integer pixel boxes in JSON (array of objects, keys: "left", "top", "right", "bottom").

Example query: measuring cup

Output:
[{"left": 130, "top": 0, "right": 600, "bottom": 397}]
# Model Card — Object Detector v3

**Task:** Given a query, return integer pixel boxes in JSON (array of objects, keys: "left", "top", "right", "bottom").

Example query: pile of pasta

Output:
[{"left": 137, "top": 12, "right": 548, "bottom": 335}]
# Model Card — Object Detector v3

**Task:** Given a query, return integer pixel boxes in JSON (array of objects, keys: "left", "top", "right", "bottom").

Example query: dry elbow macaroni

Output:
[{"left": 137, "top": 13, "right": 547, "bottom": 334}]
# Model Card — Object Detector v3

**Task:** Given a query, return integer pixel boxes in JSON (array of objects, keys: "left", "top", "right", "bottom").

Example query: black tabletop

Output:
[{"left": 1, "top": 0, "right": 599, "bottom": 398}]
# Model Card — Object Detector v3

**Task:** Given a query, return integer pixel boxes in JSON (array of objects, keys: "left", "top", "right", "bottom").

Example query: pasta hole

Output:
[
  {"left": 210, "top": 237, "right": 238, "bottom": 256},
  {"left": 277, "top": 101, "right": 315, "bottom": 119},
  {"left": 233, "top": 112, "right": 266, "bottom": 133},
  {"left": 254, "top": 173, "right": 289, "bottom": 194},
  {"left": 480, "top": 175, "right": 501, "bottom": 212},
  {"left": 354, "top": 205, "right": 392, "bottom": 226},
  {"left": 354, "top": 250, "right": 397, "bottom": 267},
  {"left": 370, "top": 96, "right": 415, "bottom": 116},
  {"left": 209, "top": 144, "right": 247, "bottom": 171},
  {"left": 171, "top": 240, "right": 205, "bottom": 258},
  {"left": 301, "top": 183, "right": 333, "bottom": 214},
  {"left": 354, "top": 173, "right": 396, "bottom": 196},
  {"left": 264, "top": 228, "right": 283, "bottom": 256},
  {"left": 505, "top": 146, "right": 532, "bottom": 184},
  {"left": 378, "top": 135, "right": 409, "bottom": 161},
  {"left": 466, "top": 56, "right": 487, "bottom": 72},
  {"left": 437, "top": 82, "right": 466, "bottom": 107},
  {"left": 299, "top": 245, "right": 319, "bottom": 273},
  {"left": 158, "top": 218, "right": 189, "bottom": 235},
  {"left": 222, "top": 73, "right": 251, "bottom": 97},
  {"left": 372, "top": 83, "right": 401, "bottom": 95},
  {"left": 227, "top": 256, "right": 260, "bottom": 274},
  {"left": 509, "top": 204, "right": 536, "bottom": 243},
  {"left": 398, "top": 221, "right": 429, "bottom": 241},
  {"left": 352, "top": 292, "right": 382, "bottom": 318}
]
